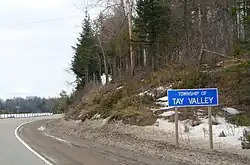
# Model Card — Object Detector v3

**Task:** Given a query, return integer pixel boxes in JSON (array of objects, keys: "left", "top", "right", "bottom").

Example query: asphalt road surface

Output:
[
  {"left": 18, "top": 119, "right": 124, "bottom": 165},
  {"left": 0, "top": 115, "right": 59, "bottom": 165},
  {"left": 2, "top": 116, "right": 176, "bottom": 165},
  {"left": 19, "top": 119, "right": 173, "bottom": 165}
]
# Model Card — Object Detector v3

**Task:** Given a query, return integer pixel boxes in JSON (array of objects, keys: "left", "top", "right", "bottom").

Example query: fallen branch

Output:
[{"left": 203, "top": 49, "right": 244, "bottom": 62}]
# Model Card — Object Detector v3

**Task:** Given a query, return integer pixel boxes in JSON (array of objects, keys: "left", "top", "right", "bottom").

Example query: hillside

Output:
[
  {"left": 65, "top": 60, "right": 250, "bottom": 126},
  {"left": 51, "top": 1, "right": 250, "bottom": 163},
  {"left": 64, "top": 0, "right": 250, "bottom": 127},
  {"left": 45, "top": 60, "right": 250, "bottom": 165}
]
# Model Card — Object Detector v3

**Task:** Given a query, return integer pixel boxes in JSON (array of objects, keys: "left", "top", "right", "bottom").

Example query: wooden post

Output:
[
  {"left": 126, "top": 0, "right": 134, "bottom": 75},
  {"left": 208, "top": 107, "right": 213, "bottom": 150},
  {"left": 175, "top": 107, "right": 179, "bottom": 148}
]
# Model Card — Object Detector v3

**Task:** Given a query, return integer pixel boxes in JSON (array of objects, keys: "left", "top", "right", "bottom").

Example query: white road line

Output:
[
  {"left": 15, "top": 121, "right": 54, "bottom": 165},
  {"left": 44, "top": 133, "right": 72, "bottom": 146}
]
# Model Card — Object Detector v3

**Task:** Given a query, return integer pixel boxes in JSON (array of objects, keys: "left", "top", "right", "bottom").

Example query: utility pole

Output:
[{"left": 126, "top": 0, "right": 134, "bottom": 75}]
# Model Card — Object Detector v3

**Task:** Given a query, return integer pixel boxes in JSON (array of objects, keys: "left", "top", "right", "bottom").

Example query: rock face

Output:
[{"left": 241, "top": 128, "right": 250, "bottom": 149}]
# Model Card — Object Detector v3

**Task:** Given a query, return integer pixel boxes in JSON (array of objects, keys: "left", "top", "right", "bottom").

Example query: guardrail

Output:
[{"left": 0, "top": 113, "right": 53, "bottom": 119}]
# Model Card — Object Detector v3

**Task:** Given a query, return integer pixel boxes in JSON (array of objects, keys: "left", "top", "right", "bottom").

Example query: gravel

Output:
[{"left": 45, "top": 118, "right": 250, "bottom": 165}]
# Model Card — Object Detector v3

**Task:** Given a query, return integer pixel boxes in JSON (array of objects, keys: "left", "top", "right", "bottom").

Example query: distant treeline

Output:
[{"left": 0, "top": 97, "right": 57, "bottom": 113}]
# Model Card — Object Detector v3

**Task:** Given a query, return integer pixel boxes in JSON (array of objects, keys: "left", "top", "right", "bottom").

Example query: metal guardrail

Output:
[{"left": 0, "top": 113, "right": 53, "bottom": 119}]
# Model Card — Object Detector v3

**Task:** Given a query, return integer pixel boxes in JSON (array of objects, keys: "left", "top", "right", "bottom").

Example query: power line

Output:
[{"left": 3, "top": 15, "right": 82, "bottom": 28}]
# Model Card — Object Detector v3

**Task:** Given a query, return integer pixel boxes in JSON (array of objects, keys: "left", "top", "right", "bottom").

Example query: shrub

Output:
[
  {"left": 141, "top": 94, "right": 155, "bottom": 105},
  {"left": 176, "top": 71, "right": 216, "bottom": 89},
  {"left": 212, "top": 116, "right": 220, "bottom": 125},
  {"left": 92, "top": 95, "right": 101, "bottom": 104},
  {"left": 241, "top": 128, "right": 250, "bottom": 149},
  {"left": 227, "top": 115, "right": 250, "bottom": 127}
]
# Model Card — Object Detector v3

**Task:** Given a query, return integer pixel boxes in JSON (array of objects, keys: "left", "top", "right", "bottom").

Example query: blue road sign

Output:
[{"left": 167, "top": 88, "right": 219, "bottom": 107}]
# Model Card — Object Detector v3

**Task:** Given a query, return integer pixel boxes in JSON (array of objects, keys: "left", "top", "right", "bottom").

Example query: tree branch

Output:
[{"left": 203, "top": 49, "right": 244, "bottom": 62}]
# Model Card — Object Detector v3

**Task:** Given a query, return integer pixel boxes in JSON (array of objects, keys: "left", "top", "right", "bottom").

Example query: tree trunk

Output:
[
  {"left": 183, "top": 0, "right": 193, "bottom": 60},
  {"left": 137, "top": 48, "right": 141, "bottom": 67},
  {"left": 84, "top": 66, "right": 89, "bottom": 85},
  {"left": 110, "top": 62, "right": 113, "bottom": 82},
  {"left": 127, "top": 0, "right": 134, "bottom": 76},
  {"left": 98, "top": 56, "right": 102, "bottom": 84},
  {"left": 119, "top": 48, "right": 122, "bottom": 77},
  {"left": 112, "top": 57, "right": 117, "bottom": 81},
  {"left": 126, "top": 55, "right": 129, "bottom": 71},
  {"left": 93, "top": 73, "right": 96, "bottom": 87},
  {"left": 143, "top": 48, "right": 147, "bottom": 67},
  {"left": 152, "top": 55, "right": 155, "bottom": 72},
  {"left": 97, "top": 35, "right": 109, "bottom": 84},
  {"left": 197, "top": 1, "right": 204, "bottom": 69}
]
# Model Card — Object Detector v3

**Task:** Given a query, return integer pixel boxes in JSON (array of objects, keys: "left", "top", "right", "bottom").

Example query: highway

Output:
[
  {"left": 1, "top": 115, "right": 174, "bottom": 165},
  {"left": 0, "top": 116, "right": 58, "bottom": 165}
]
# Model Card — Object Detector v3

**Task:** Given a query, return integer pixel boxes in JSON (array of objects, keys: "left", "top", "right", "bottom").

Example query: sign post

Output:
[
  {"left": 167, "top": 88, "right": 219, "bottom": 150},
  {"left": 175, "top": 107, "right": 179, "bottom": 148},
  {"left": 208, "top": 106, "right": 213, "bottom": 149}
]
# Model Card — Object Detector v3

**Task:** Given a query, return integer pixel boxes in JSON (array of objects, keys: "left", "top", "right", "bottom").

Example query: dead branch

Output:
[{"left": 203, "top": 49, "right": 244, "bottom": 62}]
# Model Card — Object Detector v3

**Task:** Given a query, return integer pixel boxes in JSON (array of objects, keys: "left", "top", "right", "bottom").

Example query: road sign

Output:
[
  {"left": 167, "top": 88, "right": 218, "bottom": 150},
  {"left": 167, "top": 88, "right": 218, "bottom": 107}
]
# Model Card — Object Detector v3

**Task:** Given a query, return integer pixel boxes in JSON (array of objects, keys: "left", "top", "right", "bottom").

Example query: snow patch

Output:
[
  {"left": 158, "top": 107, "right": 174, "bottom": 111},
  {"left": 92, "top": 114, "right": 101, "bottom": 120},
  {"left": 157, "top": 96, "right": 168, "bottom": 101},
  {"left": 116, "top": 86, "right": 124, "bottom": 90},
  {"left": 223, "top": 107, "right": 240, "bottom": 115},
  {"left": 101, "top": 74, "right": 112, "bottom": 85},
  {"left": 156, "top": 86, "right": 166, "bottom": 91},
  {"left": 154, "top": 95, "right": 172, "bottom": 111},
  {"left": 37, "top": 126, "right": 46, "bottom": 131},
  {"left": 138, "top": 91, "right": 154, "bottom": 96},
  {"left": 154, "top": 117, "right": 247, "bottom": 149},
  {"left": 156, "top": 101, "right": 169, "bottom": 107},
  {"left": 160, "top": 111, "right": 176, "bottom": 117},
  {"left": 156, "top": 85, "right": 172, "bottom": 91}
]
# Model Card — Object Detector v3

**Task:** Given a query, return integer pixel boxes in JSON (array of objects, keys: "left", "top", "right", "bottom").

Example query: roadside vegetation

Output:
[{"left": 53, "top": 0, "right": 250, "bottom": 148}]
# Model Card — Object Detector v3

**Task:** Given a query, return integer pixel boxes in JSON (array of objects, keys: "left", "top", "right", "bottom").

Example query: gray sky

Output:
[{"left": 0, "top": 0, "right": 101, "bottom": 99}]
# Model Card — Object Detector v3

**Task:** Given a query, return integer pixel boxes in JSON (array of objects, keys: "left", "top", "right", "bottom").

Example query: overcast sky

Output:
[{"left": 0, "top": 0, "right": 101, "bottom": 99}]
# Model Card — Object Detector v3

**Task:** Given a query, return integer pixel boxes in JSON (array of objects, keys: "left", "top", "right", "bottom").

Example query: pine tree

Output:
[
  {"left": 134, "top": 0, "right": 171, "bottom": 70},
  {"left": 71, "top": 10, "right": 99, "bottom": 88}
]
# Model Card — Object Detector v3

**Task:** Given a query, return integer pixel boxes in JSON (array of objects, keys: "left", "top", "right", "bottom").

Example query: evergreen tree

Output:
[
  {"left": 134, "top": 0, "right": 171, "bottom": 70},
  {"left": 71, "top": 10, "right": 98, "bottom": 88}
]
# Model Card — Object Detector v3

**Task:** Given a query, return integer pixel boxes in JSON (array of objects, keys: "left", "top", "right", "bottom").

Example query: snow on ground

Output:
[
  {"left": 154, "top": 117, "right": 247, "bottom": 149},
  {"left": 223, "top": 107, "right": 240, "bottom": 115},
  {"left": 139, "top": 86, "right": 172, "bottom": 97},
  {"left": 138, "top": 91, "right": 155, "bottom": 96},
  {"left": 158, "top": 107, "right": 174, "bottom": 110},
  {"left": 101, "top": 74, "right": 112, "bottom": 85},
  {"left": 156, "top": 85, "right": 173, "bottom": 91},
  {"left": 139, "top": 88, "right": 246, "bottom": 150},
  {"left": 38, "top": 126, "right": 46, "bottom": 131},
  {"left": 154, "top": 95, "right": 170, "bottom": 110},
  {"left": 92, "top": 113, "right": 101, "bottom": 119},
  {"left": 157, "top": 96, "right": 168, "bottom": 101},
  {"left": 116, "top": 86, "right": 124, "bottom": 90},
  {"left": 154, "top": 93, "right": 247, "bottom": 150},
  {"left": 160, "top": 111, "right": 178, "bottom": 117},
  {"left": 156, "top": 101, "right": 168, "bottom": 107}
]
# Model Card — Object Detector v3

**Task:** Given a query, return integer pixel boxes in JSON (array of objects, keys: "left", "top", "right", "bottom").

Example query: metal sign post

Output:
[
  {"left": 167, "top": 88, "right": 219, "bottom": 149},
  {"left": 208, "top": 106, "right": 213, "bottom": 149},
  {"left": 175, "top": 107, "right": 179, "bottom": 148}
]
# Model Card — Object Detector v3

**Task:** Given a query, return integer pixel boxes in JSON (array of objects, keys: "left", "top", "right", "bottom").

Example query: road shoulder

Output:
[
  {"left": 45, "top": 118, "right": 250, "bottom": 165},
  {"left": 19, "top": 119, "right": 172, "bottom": 165}
]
